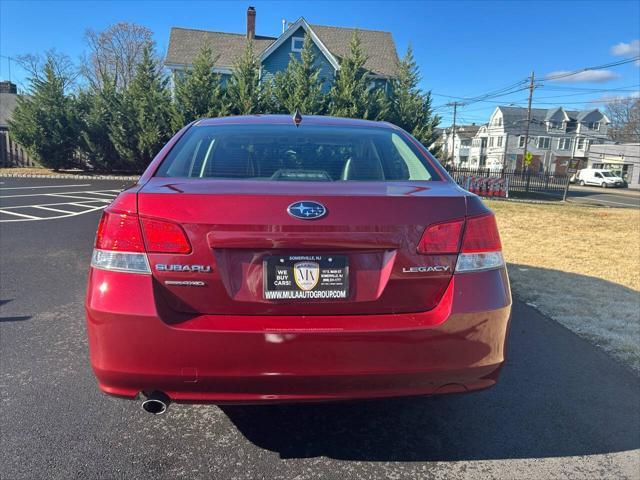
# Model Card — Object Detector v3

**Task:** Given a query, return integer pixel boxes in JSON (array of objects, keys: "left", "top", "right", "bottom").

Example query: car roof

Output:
[{"left": 195, "top": 115, "right": 396, "bottom": 129}]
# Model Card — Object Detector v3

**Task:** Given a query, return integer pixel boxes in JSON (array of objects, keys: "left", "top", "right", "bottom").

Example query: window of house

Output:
[
  {"left": 586, "top": 121, "right": 600, "bottom": 130},
  {"left": 291, "top": 37, "right": 304, "bottom": 52},
  {"left": 461, "top": 139, "right": 471, "bottom": 146},
  {"left": 577, "top": 137, "right": 586, "bottom": 150},
  {"left": 518, "top": 136, "right": 526, "bottom": 148},
  {"left": 548, "top": 121, "right": 559, "bottom": 129},
  {"left": 537, "top": 136, "right": 551, "bottom": 149},
  {"left": 497, "top": 136, "right": 503, "bottom": 147},
  {"left": 488, "top": 137, "right": 494, "bottom": 147},
  {"left": 494, "top": 117, "right": 502, "bottom": 126},
  {"left": 558, "top": 138, "right": 571, "bottom": 150}
]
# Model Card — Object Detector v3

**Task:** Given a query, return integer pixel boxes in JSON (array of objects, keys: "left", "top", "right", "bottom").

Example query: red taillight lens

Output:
[
  {"left": 141, "top": 218, "right": 192, "bottom": 254},
  {"left": 417, "top": 219, "right": 464, "bottom": 254},
  {"left": 461, "top": 214, "right": 502, "bottom": 253},
  {"left": 95, "top": 211, "right": 145, "bottom": 252}
]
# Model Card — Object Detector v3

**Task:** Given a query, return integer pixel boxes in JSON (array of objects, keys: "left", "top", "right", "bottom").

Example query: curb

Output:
[{"left": 0, "top": 173, "right": 140, "bottom": 180}]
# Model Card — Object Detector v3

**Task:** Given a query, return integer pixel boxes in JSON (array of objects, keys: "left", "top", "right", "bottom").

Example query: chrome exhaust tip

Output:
[{"left": 141, "top": 391, "right": 170, "bottom": 415}]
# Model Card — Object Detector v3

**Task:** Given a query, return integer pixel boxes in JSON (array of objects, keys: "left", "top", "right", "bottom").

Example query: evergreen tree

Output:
[
  {"left": 9, "top": 55, "right": 80, "bottom": 170},
  {"left": 226, "top": 42, "right": 262, "bottom": 115},
  {"left": 174, "top": 44, "right": 226, "bottom": 123},
  {"left": 110, "top": 45, "right": 176, "bottom": 171},
  {"left": 77, "top": 76, "right": 123, "bottom": 171},
  {"left": 272, "top": 34, "right": 326, "bottom": 114},
  {"left": 328, "top": 31, "right": 381, "bottom": 120},
  {"left": 389, "top": 46, "right": 441, "bottom": 154}
]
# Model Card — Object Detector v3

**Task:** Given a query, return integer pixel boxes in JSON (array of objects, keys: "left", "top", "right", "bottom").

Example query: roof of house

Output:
[
  {"left": 165, "top": 20, "right": 399, "bottom": 77},
  {"left": 308, "top": 24, "right": 398, "bottom": 76},
  {"left": 456, "top": 125, "right": 482, "bottom": 139},
  {"left": 0, "top": 92, "right": 18, "bottom": 128},
  {"left": 166, "top": 28, "right": 277, "bottom": 70},
  {"left": 497, "top": 106, "right": 607, "bottom": 127},
  {"left": 441, "top": 124, "right": 482, "bottom": 138}
]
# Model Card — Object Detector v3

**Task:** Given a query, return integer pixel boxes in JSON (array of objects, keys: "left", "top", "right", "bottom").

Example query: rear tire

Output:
[{"left": 601, "top": 182, "right": 607, "bottom": 188}]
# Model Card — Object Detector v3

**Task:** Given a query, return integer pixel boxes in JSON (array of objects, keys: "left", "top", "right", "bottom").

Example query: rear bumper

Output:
[{"left": 85, "top": 268, "right": 512, "bottom": 403}]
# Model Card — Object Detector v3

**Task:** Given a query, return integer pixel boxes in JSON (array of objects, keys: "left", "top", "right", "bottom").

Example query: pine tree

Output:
[
  {"left": 110, "top": 44, "right": 176, "bottom": 171},
  {"left": 77, "top": 76, "right": 123, "bottom": 171},
  {"left": 272, "top": 33, "right": 326, "bottom": 114},
  {"left": 328, "top": 31, "right": 381, "bottom": 120},
  {"left": 389, "top": 46, "right": 441, "bottom": 154},
  {"left": 9, "top": 55, "right": 80, "bottom": 170},
  {"left": 226, "top": 42, "right": 261, "bottom": 115},
  {"left": 174, "top": 44, "right": 226, "bottom": 122}
]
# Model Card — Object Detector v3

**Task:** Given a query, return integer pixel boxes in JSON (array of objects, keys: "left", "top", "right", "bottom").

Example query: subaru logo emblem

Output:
[{"left": 287, "top": 201, "right": 327, "bottom": 220}]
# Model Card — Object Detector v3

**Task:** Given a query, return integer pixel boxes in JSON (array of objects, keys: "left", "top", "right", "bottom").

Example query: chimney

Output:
[{"left": 246, "top": 6, "right": 256, "bottom": 40}]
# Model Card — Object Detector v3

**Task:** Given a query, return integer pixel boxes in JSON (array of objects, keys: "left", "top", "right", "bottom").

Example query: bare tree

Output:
[
  {"left": 17, "top": 49, "right": 78, "bottom": 91},
  {"left": 82, "top": 22, "right": 154, "bottom": 91},
  {"left": 606, "top": 97, "right": 640, "bottom": 143}
]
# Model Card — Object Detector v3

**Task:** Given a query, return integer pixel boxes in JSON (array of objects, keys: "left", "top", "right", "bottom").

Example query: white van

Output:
[{"left": 576, "top": 168, "right": 625, "bottom": 188}]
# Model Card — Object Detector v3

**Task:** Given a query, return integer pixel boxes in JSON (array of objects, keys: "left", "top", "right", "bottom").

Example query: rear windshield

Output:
[{"left": 155, "top": 124, "right": 439, "bottom": 181}]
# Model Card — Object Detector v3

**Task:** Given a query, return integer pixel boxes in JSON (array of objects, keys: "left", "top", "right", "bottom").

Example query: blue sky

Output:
[{"left": 1, "top": 0, "right": 639, "bottom": 126}]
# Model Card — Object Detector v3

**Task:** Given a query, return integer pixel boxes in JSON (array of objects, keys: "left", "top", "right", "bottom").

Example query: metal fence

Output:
[
  {"left": 0, "top": 130, "right": 37, "bottom": 168},
  {"left": 445, "top": 167, "right": 570, "bottom": 196}
]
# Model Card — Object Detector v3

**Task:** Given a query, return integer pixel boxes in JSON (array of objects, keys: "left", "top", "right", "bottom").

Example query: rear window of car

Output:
[{"left": 155, "top": 124, "right": 439, "bottom": 181}]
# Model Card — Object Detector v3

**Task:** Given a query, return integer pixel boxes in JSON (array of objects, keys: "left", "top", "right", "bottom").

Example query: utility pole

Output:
[
  {"left": 521, "top": 71, "right": 535, "bottom": 170},
  {"left": 446, "top": 101, "right": 464, "bottom": 165}
]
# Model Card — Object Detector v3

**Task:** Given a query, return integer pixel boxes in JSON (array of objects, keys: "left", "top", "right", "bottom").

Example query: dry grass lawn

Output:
[{"left": 486, "top": 199, "right": 640, "bottom": 371}]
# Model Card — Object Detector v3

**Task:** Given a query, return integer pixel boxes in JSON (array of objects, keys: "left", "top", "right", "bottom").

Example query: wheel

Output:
[
  {"left": 601, "top": 182, "right": 607, "bottom": 188},
  {"left": 579, "top": 180, "right": 585, "bottom": 186}
]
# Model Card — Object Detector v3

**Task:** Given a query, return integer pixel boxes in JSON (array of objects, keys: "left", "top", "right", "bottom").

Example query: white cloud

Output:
[
  {"left": 545, "top": 70, "right": 620, "bottom": 83},
  {"left": 610, "top": 39, "right": 640, "bottom": 56},
  {"left": 590, "top": 91, "right": 640, "bottom": 104}
]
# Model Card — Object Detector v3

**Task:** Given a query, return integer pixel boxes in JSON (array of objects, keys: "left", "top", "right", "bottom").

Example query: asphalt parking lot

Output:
[{"left": 1, "top": 177, "right": 639, "bottom": 479}]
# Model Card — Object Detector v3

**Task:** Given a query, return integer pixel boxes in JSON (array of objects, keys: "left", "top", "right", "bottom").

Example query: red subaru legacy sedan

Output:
[{"left": 85, "top": 115, "right": 511, "bottom": 414}]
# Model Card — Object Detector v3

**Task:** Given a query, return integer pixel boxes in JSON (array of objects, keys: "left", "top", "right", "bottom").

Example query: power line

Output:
[{"left": 544, "top": 56, "right": 640, "bottom": 81}]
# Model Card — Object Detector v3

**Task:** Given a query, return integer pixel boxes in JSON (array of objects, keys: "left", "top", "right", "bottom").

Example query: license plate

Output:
[{"left": 263, "top": 255, "right": 348, "bottom": 300}]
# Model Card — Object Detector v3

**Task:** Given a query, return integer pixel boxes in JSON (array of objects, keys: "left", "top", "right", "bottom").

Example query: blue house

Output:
[{"left": 165, "top": 6, "right": 399, "bottom": 92}]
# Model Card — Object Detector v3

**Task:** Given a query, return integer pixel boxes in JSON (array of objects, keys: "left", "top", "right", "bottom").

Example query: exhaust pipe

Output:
[{"left": 141, "top": 391, "right": 170, "bottom": 415}]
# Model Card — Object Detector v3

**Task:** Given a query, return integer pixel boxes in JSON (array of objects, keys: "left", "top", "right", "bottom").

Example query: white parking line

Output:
[
  {"left": 45, "top": 193, "right": 114, "bottom": 202},
  {"left": 0, "top": 204, "right": 106, "bottom": 222},
  {"left": 0, "top": 209, "right": 41, "bottom": 219},
  {"left": 0, "top": 189, "right": 121, "bottom": 199},
  {"left": 31, "top": 205, "right": 77, "bottom": 214},
  {"left": 0, "top": 187, "right": 123, "bottom": 222},
  {"left": 1, "top": 199, "right": 108, "bottom": 210},
  {"left": 0, "top": 184, "right": 91, "bottom": 191}
]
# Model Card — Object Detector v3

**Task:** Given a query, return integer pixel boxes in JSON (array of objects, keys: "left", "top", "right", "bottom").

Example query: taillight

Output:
[
  {"left": 91, "top": 206, "right": 193, "bottom": 274},
  {"left": 417, "top": 219, "right": 464, "bottom": 254},
  {"left": 460, "top": 214, "right": 501, "bottom": 253},
  {"left": 92, "top": 210, "right": 150, "bottom": 274},
  {"left": 95, "top": 211, "right": 145, "bottom": 252},
  {"left": 456, "top": 213, "right": 504, "bottom": 273},
  {"left": 140, "top": 218, "right": 191, "bottom": 254}
]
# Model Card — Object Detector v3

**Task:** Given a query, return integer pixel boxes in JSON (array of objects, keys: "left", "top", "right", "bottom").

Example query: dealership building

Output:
[{"left": 587, "top": 143, "right": 640, "bottom": 189}]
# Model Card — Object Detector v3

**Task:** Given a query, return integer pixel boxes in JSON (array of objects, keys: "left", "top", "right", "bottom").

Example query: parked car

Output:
[
  {"left": 576, "top": 168, "right": 625, "bottom": 188},
  {"left": 85, "top": 115, "right": 512, "bottom": 414}
]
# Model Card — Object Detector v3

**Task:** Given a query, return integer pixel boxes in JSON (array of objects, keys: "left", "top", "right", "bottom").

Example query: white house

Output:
[
  {"left": 475, "top": 106, "right": 611, "bottom": 172},
  {"left": 439, "top": 124, "right": 482, "bottom": 165}
]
